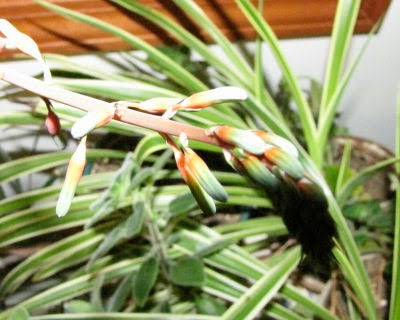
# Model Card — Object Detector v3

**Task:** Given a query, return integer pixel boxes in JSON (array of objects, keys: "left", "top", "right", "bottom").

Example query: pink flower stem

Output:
[{"left": 0, "top": 68, "right": 218, "bottom": 146}]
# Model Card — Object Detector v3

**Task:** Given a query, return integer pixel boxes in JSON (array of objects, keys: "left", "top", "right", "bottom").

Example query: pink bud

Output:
[{"left": 45, "top": 109, "right": 61, "bottom": 136}]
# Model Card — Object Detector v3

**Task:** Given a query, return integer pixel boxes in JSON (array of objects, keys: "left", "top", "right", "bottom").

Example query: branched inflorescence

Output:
[{"left": 0, "top": 19, "right": 336, "bottom": 272}]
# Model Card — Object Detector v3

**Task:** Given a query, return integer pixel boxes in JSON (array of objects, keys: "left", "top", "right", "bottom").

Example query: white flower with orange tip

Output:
[{"left": 56, "top": 136, "right": 87, "bottom": 217}]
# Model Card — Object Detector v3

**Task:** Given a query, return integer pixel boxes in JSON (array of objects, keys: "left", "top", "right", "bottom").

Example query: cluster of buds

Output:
[
  {"left": 208, "top": 125, "right": 306, "bottom": 188},
  {"left": 168, "top": 135, "right": 228, "bottom": 215}
]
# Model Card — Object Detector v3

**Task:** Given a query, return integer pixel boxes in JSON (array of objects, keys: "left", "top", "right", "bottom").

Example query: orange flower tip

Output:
[
  {"left": 255, "top": 131, "right": 299, "bottom": 158},
  {"left": 71, "top": 110, "right": 114, "bottom": 139},
  {"left": 264, "top": 147, "right": 304, "bottom": 180},
  {"left": 138, "top": 97, "right": 182, "bottom": 114},
  {"left": 209, "top": 126, "right": 268, "bottom": 155},
  {"left": 179, "top": 86, "right": 247, "bottom": 109}
]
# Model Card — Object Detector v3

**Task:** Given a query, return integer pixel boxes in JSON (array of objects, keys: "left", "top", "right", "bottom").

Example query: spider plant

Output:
[{"left": 0, "top": 0, "right": 397, "bottom": 319}]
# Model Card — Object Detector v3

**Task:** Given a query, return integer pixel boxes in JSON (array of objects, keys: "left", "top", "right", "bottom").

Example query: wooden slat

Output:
[{"left": 0, "top": 0, "right": 391, "bottom": 58}]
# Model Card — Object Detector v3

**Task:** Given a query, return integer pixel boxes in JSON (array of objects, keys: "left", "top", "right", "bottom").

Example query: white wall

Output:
[{"left": 1, "top": 1, "right": 399, "bottom": 151}]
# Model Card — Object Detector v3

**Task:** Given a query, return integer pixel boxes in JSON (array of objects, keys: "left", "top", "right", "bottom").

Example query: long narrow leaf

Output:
[
  {"left": 221, "top": 247, "right": 300, "bottom": 320},
  {"left": 236, "top": 0, "right": 317, "bottom": 157},
  {"left": 319, "top": 0, "right": 362, "bottom": 114},
  {"left": 389, "top": 92, "right": 400, "bottom": 319},
  {"left": 35, "top": 0, "right": 207, "bottom": 92}
]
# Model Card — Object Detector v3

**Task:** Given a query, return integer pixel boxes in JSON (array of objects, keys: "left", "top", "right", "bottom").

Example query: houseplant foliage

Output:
[{"left": 0, "top": 0, "right": 398, "bottom": 319}]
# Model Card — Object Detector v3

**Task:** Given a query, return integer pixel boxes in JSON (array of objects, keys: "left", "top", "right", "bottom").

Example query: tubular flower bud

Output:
[
  {"left": 184, "top": 148, "right": 228, "bottom": 202},
  {"left": 176, "top": 86, "right": 247, "bottom": 110},
  {"left": 45, "top": 108, "right": 61, "bottom": 136},
  {"left": 56, "top": 136, "right": 87, "bottom": 217},
  {"left": 237, "top": 153, "right": 279, "bottom": 189},
  {"left": 254, "top": 130, "right": 299, "bottom": 158},
  {"left": 71, "top": 109, "right": 114, "bottom": 139},
  {"left": 208, "top": 125, "right": 268, "bottom": 155},
  {"left": 264, "top": 146, "right": 304, "bottom": 180},
  {"left": 137, "top": 98, "right": 183, "bottom": 114},
  {"left": 171, "top": 146, "right": 216, "bottom": 215}
]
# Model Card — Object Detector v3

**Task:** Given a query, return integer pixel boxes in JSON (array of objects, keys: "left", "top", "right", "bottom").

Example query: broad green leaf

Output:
[
  {"left": 169, "top": 256, "right": 205, "bottom": 287},
  {"left": 106, "top": 274, "right": 134, "bottom": 312},
  {"left": 134, "top": 256, "right": 159, "bottom": 307},
  {"left": 195, "top": 293, "right": 226, "bottom": 315},
  {"left": 8, "top": 307, "right": 29, "bottom": 320}
]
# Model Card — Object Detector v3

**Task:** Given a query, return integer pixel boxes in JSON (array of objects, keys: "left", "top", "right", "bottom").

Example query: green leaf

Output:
[
  {"left": 195, "top": 293, "right": 226, "bottom": 315},
  {"left": 334, "top": 139, "right": 353, "bottom": 195},
  {"left": 8, "top": 307, "right": 30, "bottom": 320},
  {"left": 319, "top": 0, "right": 362, "bottom": 113},
  {"left": 0, "top": 149, "right": 125, "bottom": 184},
  {"left": 337, "top": 157, "right": 400, "bottom": 205},
  {"left": 236, "top": 0, "right": 317, "bottom": 158},
  {"left": 169, "top": 256, "right": 205, "bottom": 287},
  {"left": 221, "top": 247, "right": 300, "bottom": 320},
  {"left": 389, "top": 92, "right": 400, "bottom": 320},
  {"left": 106, "top": 274, "right": 134, "bottom": 312},
  {"left": 64, "top": 300, "right": 98, "bottom": 313},
  {"left": 35, "top": 0, "right": 207, "bottom": 92},
  {"left": 29, "top": 313, "right": 220, "bottom": 320},
  {"left": 134, "top": 256, "right": 159, "bottom": 307}
]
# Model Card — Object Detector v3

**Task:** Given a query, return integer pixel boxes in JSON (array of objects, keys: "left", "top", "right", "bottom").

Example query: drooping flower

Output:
[
  {"left": 56, "top": 136, "right": 87, "bottom": 217},
  {"left": 171, "top": 144, "right": 216, "bottom": 215},
  {"left": 183, "top": 148, "right": 228, "bottom": 202},
  {"left": 71, "top": 109, "right": 114, "bottom": 139}
]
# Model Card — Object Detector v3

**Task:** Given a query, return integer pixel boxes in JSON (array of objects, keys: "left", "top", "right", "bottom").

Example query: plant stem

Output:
[{"left": 0, "top": 68, "right": 218, "bottom": 146}]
